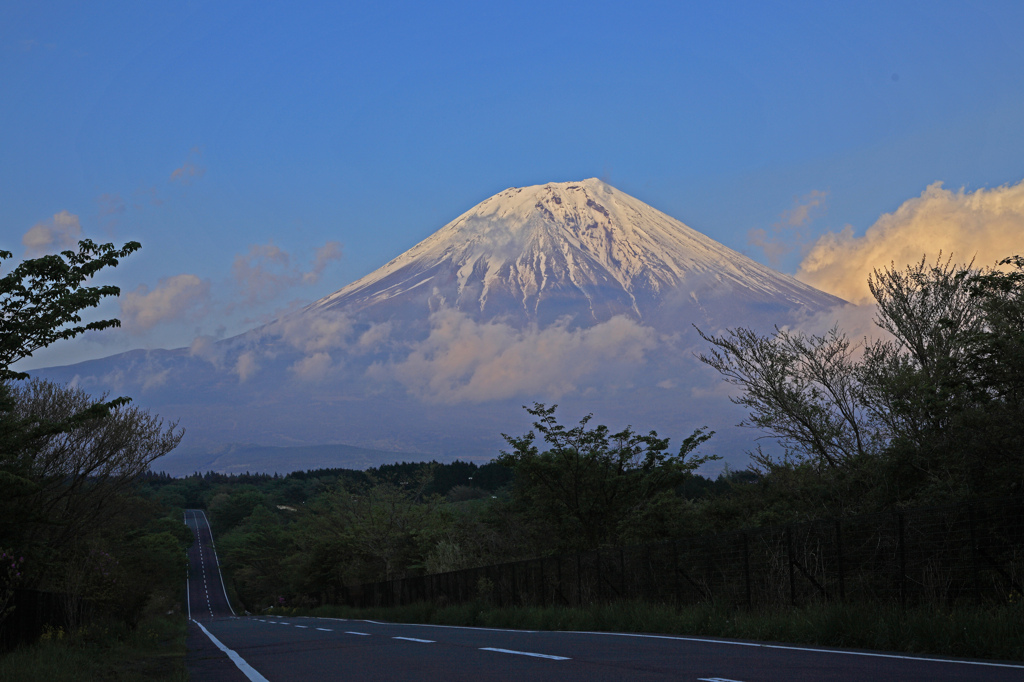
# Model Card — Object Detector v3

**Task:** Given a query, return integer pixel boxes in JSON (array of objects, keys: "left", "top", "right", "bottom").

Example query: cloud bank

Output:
[
  {"left": 378, "top": 309, "right": 658, "bottom": 403},
  {"left": 797, "top": 180, "right": 1024, "bottom": 304}
]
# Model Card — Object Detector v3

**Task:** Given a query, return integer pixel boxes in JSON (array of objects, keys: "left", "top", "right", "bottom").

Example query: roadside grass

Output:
[
  {"left": 270, "top": 599, "right": 1024, "bottom": 662},
  {"left": 0, "top": 613, "right": 188, "bottom": 682}
]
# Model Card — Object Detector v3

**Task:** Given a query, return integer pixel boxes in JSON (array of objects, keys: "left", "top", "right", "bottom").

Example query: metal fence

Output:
[{"left": 341, "top": 496, "right": 1024, "bottom": 611}]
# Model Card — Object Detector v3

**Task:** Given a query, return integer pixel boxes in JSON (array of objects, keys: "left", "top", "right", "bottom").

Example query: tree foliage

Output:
[{"left": 497, "top": 403, "right": 715, "bottom": 550}]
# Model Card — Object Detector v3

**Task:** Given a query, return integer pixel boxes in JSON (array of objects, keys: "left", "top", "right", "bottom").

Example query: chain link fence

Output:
[{"left": 341, "top": 496, "right": 1024, "bottom": 611}]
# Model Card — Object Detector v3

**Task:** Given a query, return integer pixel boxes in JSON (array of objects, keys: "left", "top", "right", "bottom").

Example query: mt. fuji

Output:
[{"left": 33, "top": 180, "right": 846, "bottom": 474}]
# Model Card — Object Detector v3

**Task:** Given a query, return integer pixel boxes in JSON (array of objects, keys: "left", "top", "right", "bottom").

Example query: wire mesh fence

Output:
[{"left": 340, "top": 496, "right": 1024, "bottom": 611}]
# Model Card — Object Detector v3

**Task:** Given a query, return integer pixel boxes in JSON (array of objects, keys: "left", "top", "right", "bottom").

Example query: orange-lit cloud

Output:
[{"left": 797, "top": 180, "right": 1024, "bottom": 304}]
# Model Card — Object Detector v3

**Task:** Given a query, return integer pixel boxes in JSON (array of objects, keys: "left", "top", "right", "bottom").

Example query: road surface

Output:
[{"left": 183, "top": 509, "right": 1024, "bottom": 681}]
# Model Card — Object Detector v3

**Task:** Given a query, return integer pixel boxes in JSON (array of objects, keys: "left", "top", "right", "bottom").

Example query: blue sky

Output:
[{"left": 4, "top": 0, "right": 1024, "bottom": 368}]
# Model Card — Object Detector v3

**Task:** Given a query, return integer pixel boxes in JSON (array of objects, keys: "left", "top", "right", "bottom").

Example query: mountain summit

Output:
[{"left": 312, "top": 179, "right": 842, "bottom": 324}]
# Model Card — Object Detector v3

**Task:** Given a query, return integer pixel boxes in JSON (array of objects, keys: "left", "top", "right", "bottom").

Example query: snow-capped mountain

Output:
[
  {"left": 313, "top": 178, "right": 842, "bottom": 324},
  {"left": 33, "top": 179, "right": 848, "bottom": 474}
]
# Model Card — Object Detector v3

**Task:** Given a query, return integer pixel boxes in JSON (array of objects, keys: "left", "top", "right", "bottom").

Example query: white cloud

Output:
[
  {"left": 234, "top": 351, "right": 260, "bottom": 382},
  {"left": 379, "top": 309, "right": 658, "bottom": 403},
  {"left": 232, "top": 242, "right": 292, "bottom": 305},
  {"left": 189, "top": 335, "right": 226, "bottom": 368},
  {"left": 97, "top": 193, "right": 126, "bottom": 218},
  {"left": 231, "top": 240, "right": 344, "bottom": 307},
  {"left": 21, "top": 210, "right": 83, "bottom": 256},
  {"left": 289, "top": 352, "right": 334, "bottom": 381},
  {"left": 797, "top": 179, "right": 1024, "bottom": 304},
  {"left": 169, "top": 147, "right": 206, "bottom": 185},
  {"left": 788, "top": 302, "right": 889, "bottom": 343},
  {"left": 303, "top": 241, "right": 343, "bottom": 284},
  {"left": 272, "top": 309, "right": 355, "bottom": 353},
  {"left": 357, "top": 322, "right": 392, "bottom": 351},
  {"left": 141, "top": 368, "right": 171, "bottom": 391},
  {"left": 120, "top": 274, "right": 210, "bottom": 332},
  {"left": 748, "top": 190, "right": 827, "bottom": 266}
]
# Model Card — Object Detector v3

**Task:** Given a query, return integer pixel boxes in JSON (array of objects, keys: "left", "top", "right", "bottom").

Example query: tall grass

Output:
[
  {"left": 273, "top": 600, "right": 1024, "bottom": 662},
  {"left": 0, "top": 613, "right": 188, "bottom": 682}
]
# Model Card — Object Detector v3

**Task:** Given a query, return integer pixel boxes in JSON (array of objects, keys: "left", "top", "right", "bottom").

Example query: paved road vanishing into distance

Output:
[{"left": 184, "top": 509, "right": 1024, "bottom": 681}]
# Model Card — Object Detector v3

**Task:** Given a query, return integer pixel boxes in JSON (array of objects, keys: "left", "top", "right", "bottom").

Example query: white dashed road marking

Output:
[{"left": 480, "top": 647, "right": 570, "bottom": 661}]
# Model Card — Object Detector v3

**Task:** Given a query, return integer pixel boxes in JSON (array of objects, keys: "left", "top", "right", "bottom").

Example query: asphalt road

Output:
[
  {"left": 184, "top": 510, "right": 1024, "bottom": 682},
  {"left": 185, "top": 509, "right": 235, "bottom": 622}
]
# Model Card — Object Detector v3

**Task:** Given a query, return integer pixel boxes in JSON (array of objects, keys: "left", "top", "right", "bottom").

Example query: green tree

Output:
[
  {"left": 497, "top": 403, "right": 715, "bottom": 551},
  {"left": 1, "top": 240, "right": 140, "bottom": 382},
  {"left": 1, "top": 240, "right": 141, "bottom": 500}
]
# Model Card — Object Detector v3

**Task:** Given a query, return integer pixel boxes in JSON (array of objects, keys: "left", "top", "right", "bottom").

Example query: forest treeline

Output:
[{"left": 141, "top": 254, "right": 1023, "bottom": 612}]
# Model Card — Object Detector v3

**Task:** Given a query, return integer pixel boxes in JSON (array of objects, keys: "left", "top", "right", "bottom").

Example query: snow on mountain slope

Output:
[{"left": 312, "top": 178, "right": 844, "bottom": 322}]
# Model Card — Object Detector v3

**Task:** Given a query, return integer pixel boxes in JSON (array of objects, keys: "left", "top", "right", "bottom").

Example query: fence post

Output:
[
  {"left": 834, "top": 519, "right": 845, "bottom": 602},
  {"left": 672, "top": 540, "right": 681, "bottom": 604},
  {"left": 786, "top": 525, "right": 796, "bottom": 607},
  {"left": 538, "top": 558, "right": 546, "bottom": 606},
  {"left": 556, "top": 554, "right": 563, "bottom": 605},
  {"left": 644, "top": 543, "right": 652, "bottom": 601},
  {"left": 967, "top": 502, "right": 981, "bottom": 603},
  {"left": 743, "top": 532, "right": 752, "bottom": 608},
  {"left": 576, "top": 553, "right": 583, "bottom": 606},
  {"left": 620, "top": 547, "right": 627, "bottom": 599},
  {"left": 896, "top": 512, "right": 907, "bottom": 607}
]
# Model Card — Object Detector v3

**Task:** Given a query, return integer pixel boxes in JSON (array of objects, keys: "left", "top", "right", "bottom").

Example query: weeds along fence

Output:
[{"left": 341, "top": 496, "right": 1024, "bottom": 611}]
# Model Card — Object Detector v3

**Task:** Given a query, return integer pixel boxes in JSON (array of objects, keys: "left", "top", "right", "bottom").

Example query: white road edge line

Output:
[
  {"left": 184, "top": 511, "right": 192, "bottom": 620},
  {"left": 393, "top": 636, "right": 434, "bottom": 643},
  {"left": 480, "top": 647, "right": 570, "bottom": 661},
  {"left": 566, "top": 630, "right": 1024, "bottom": 670},
  {"left": 192, "top": 618, "right": 269, "bottom": 682}
]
